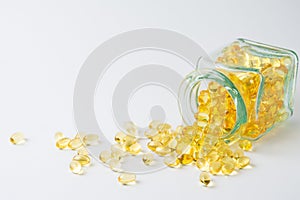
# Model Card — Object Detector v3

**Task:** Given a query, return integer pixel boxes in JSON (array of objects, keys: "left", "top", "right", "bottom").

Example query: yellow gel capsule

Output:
[
  {"left": 111, "top": 146, "right": 124, "bottom": 160},
  {"left": 157, "top": 123, "right": 172, "bottom": 131},
  {"left": 223, "top": 149, "right": 234, "bottom": 157},
  {"left": 221, "top": 157, "right": 235, "bottom": 165},
  {"left": 147, "top": 141, "right": 162, "bottom": 151},
  {"left": 77, "top": 147, "right": 89, "bottom": 155},
  {"left": 142, "top": 153, "right": 154, "bottom": 165},
  {"left": 56, "top": 138, "right": 71, "bottom": 149},
  {"left": 124, "top": 121, "right": 138, "bottom": 136},
  {"left": 196, "top": 158, "right": 207, "bottom": 170},
  {"left": 209, "top": 161, "right": 222, "bottom": 175},
  {"left": 206, "top": 151, "right": 220, "bottom": 163},
  {"left": 199, "top": 172, "right": 211, "bottom": 186},
  {"left": 239, "top": 140, "right": 252, "bottom": 151},
  {"left": 99, "top": 150, "right": 111, "bottom": 163},
  {"left": 164, "top": 155, "right": 180, "bottom": 168},
  {"left": 118, "top": 173, "right": 136, "bottom": 185},
  {"left": 68, "top": 138, "right": 83, "bottom": 150},
  {"left": 127, "top": 143, "right": 141, "bottom": 155},
  {"left": 222, "top": 162, "right": 235, "bottom": 175},
  {"left": 180, "top": 154, "right": 194, "bottom": 165},
  {"left": 123, "top": 135, "right": 137, "bottom": 147},
  {"left": 144, "top": 129, "right": 158, "bottom": 139},
  {"left": 236, "top": 156, "right": 250, "bottom": 169},
  {"left": 155, "top": 146, "right": 171, "bottom": 156},
  {"left": 115, "top": 132, "right": 127, "bottom": 143},
  {"left": 10, "top": 132, "right": 25, "bottom": 145},
  {"left": 83, "top": 134, "right": 99, "bottom": 146},
  {"left": 73, "top": 155, "right": 91, "bottom": 166},
  {"left": 148, "top": 120, "right": 161, "bottom": 129},
  {"left": 69, "top": 160, "right": 82, "bottom": 174},
  {"left": 233, "top": 149, "right": 244, "bottom": 159},
  {"left": 54, "top": 132, "right": 64, "bottom": 141}
]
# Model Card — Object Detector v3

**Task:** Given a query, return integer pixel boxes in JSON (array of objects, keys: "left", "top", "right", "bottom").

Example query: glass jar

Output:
[{"left": 179, "top": 38, "right": 298, "bottom": 145}]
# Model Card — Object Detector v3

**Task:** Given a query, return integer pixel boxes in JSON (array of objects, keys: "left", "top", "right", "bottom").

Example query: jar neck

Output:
[{"left": 178, "top": 68, "right": 247, "bottom": 140}]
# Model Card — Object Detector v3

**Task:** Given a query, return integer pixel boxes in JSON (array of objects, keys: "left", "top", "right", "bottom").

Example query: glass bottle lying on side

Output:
[{"left": 179, "top": 39, "right": 298, "bottom": 148}]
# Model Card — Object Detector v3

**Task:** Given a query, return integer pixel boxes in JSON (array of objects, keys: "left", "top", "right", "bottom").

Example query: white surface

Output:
[{"left": 0, "top": 0, "right": 300, "bottom": 199}]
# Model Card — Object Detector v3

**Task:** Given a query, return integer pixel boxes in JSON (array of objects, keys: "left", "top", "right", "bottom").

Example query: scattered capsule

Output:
[
  {"left": 233, "top": 149, "right": 244, "bottom": 159},
  {"left": 149, "top": 120, "right": 161, "bottom": 129},
  {"left": 111, "top": 145, "right": 125, "bottom": 159},
  {"left": 56, "top": 138, "right": 71, "bottom": 149},
  {"left": 99, "top": 150, "right": 111, "bottom": 163},
  {"left": 123, "top": 135, "right": 137, "bottom": 148},
  {"left": 70, "top": 160, "right": 82, "bottom": 174},
  {"left": 180, "top": 154, "right": 194, "bottom": 165},
  {"left": 157, "top": 123, "right": 172, "bottom": 131},
  {"left": 155, "top": 146, "right": 171, "bottom": 156},
  {"left": 199, "top": 172, "right": 211, "bottom": 186},
  {"left": 222, "top": 162, "right": 235, "bottom": 175},
  {"left": 164, "top": 155, "right": 180, "bottom": 168},
  {"left": 127, "top": 143, "right": 141, "bottom": 155},
  {"left": 147, "top": 141, "right": 162, "bottom": 151},
  {"left": 118, "top": 173, "right": 136, "bottom": 185},
  {"left": 236, "top": 156, "right": 250, "bottom": 169},
  {"left": 209, "top": 161, "right": 222, "bottom": 175},
  {"left": 239, "top": 140, "right": 252, "bottom": 151},
  {"left": 144, "top": 129, "right": 158, "bottom": 138},
  {"left": 10, "top": 132, "right": 26, "bottom": 145},
  {"left": 223, "top": 149, "right": 233, "bottom": 157},
  {"left": 73, "top": 155, "right": 91, "bottom": 166},
  {"left": 196, "top": 158, "right": 207, "bottom": 170},
  {"left": 124, "top": 121, "right": 138, "bottom": 136},
  {"left": 54, "top": 132, "right": 64, "bottom": 141},
  {"left": 142, "top": 153, "right": 154, "bottom": 165},
  {"left": 206, "top": 151, "right": 220, "bottom": 163},
  {"left": 83, "top": 134, "right": 99, "bottom": 146},
  {"left": 77, "top": 147, "right": 89, "bottom": 155},
  {"left": 115, "top": 132, "right": 127, "bottom": 143},
  {"left": 68, "top": 138, "right": 83, "bottom": 150}
]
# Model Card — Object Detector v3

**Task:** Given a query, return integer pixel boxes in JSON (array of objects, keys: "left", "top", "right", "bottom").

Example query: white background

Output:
[{"left": 0, "top": 0, "right": 300, "bottom": 199}]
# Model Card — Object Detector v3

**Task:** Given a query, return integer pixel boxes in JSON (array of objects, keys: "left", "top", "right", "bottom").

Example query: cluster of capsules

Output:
[
  {"left": 216, "top": 42, "right": 290, "bottom": 140},
  {"left": 55, "top": 132, "right": 99, "bottom": 175},
  {"left": 94, "top": 81, "right": 253, "bottom": 186}
]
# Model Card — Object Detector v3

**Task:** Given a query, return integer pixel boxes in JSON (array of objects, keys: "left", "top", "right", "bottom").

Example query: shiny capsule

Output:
[
  {"left": 118, "top": 173, "right": 136, "bottom": 185},
  {"left": 142, "top": 153, "right": 154, "bottom": 165},
  {"left": 180, "top": 154, "right": 194, "bottom": 165},
  {"left": 127, "top": 143, "right": 141, "bottom": 155},
  {"left": 199, "top": 172, "right": 211, "bottom": 186},
  {"left": 164, "top": 155, "right": 180, "bottom": 168},
  {"left": 99, "top": 150, "right": 111, "bottom": 163},
  {"left": 83, "top": 134, "right": 99, "bottom": 146},
  {"left": 10, "top": 132, "right": 25, "bottom": 145},
  {"left": 222, "top": 162, "right": 235, "bottom": 175},
  {"left": 56, "top": 138, "right": 71, "bottom": 149},
  {"left": 233, "top": 149, "right": 244, "bottom": 159},
  {"left": 68, "top": 138, "right": 83, "bottom": 150},
  {"left": 77, "top": 147, "right": 89, "bottom": 155},
  {"left": 209, "top": 161, "right": 222, "bottom": 175},
  {"left": 196, "top": 158, "right": 207, "bottom": 170},
  {"left": 115, "top": 132, "right": 127, "bottom": 144},
  {"left": 239, "top": 140, "right": 252, "bottom": 151},
  {"left": 69, "top": 160, "right": 82, "bottom": 174},
  {"left": 73, "top": 155, "right": 91, "bottom": 166},
  {"left": 236, "top": 156, "right": 250, "bottom": 169}
]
